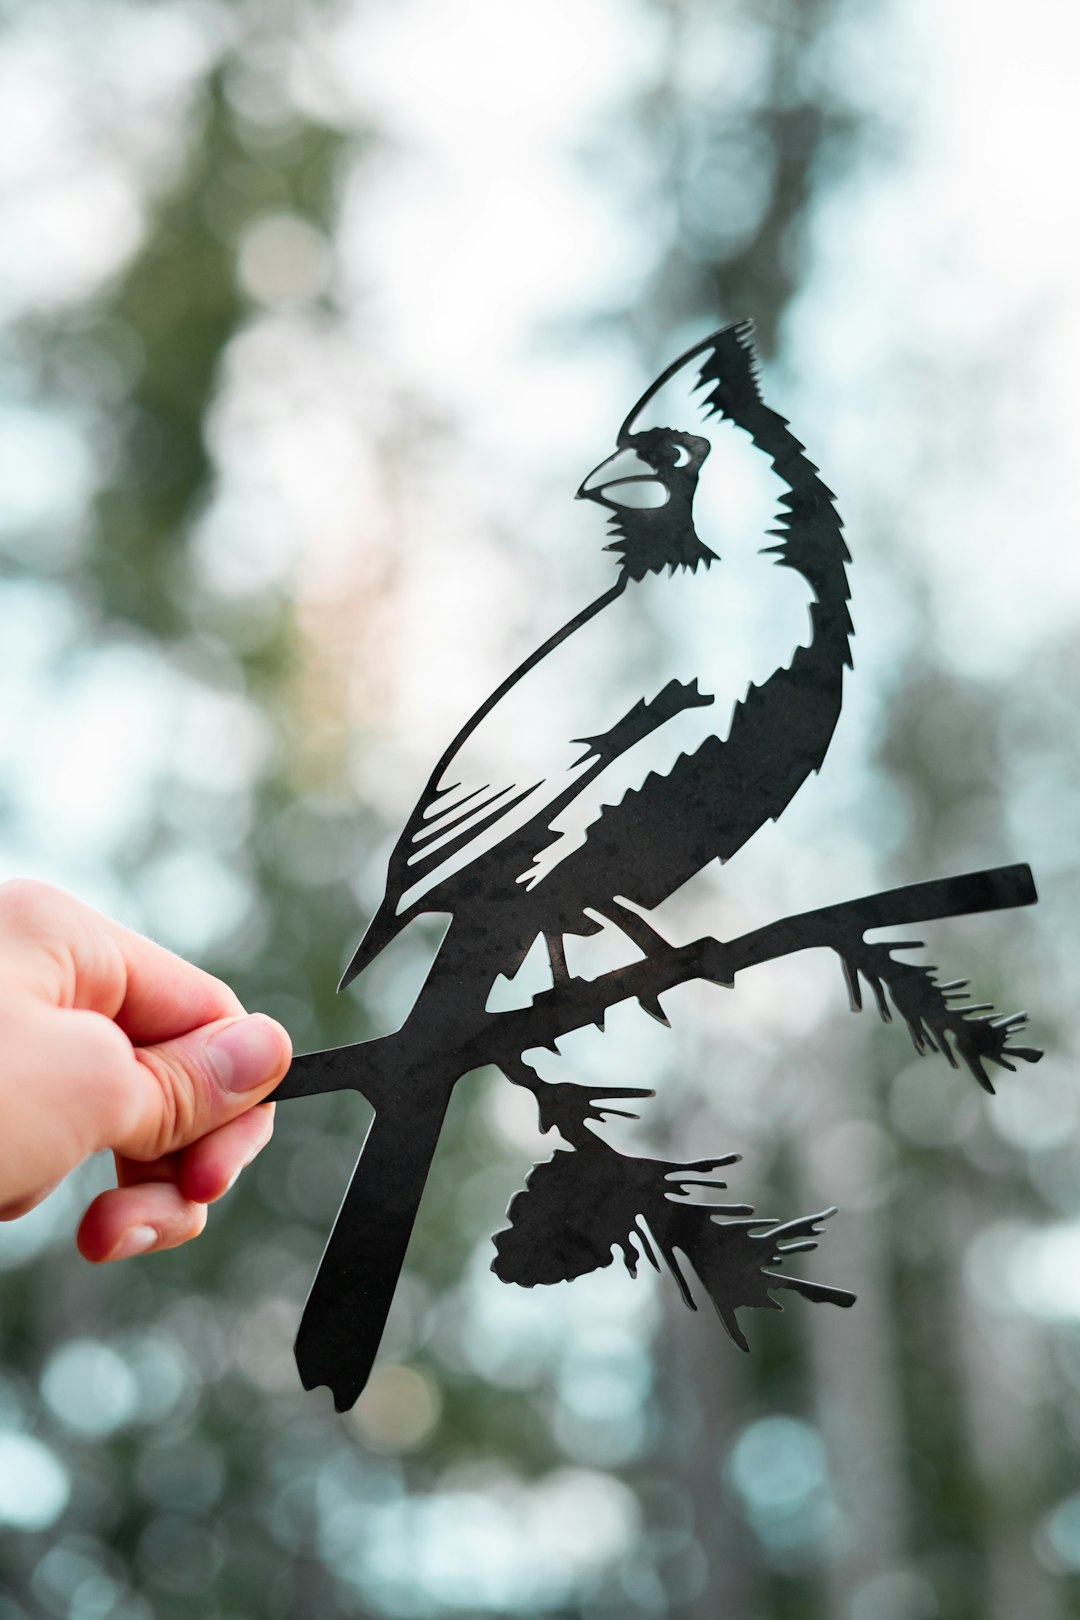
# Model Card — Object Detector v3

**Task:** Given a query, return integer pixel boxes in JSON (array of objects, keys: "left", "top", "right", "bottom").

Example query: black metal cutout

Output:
[
  {"left": 271, "top": 321, "right": 1040, "bottom": 1413},
  {"left": 490, "top": 1147, "right": 853, "bottom": 1354}
]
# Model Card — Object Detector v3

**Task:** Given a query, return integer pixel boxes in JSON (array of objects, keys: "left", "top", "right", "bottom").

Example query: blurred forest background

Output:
[{"left": 1, "top": 1, "right": 1079, "bottom": 1617}]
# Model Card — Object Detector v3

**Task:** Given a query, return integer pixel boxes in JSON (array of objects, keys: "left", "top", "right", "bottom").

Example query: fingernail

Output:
[
  {"left": 110, "top": 1225, "right": 158, "bottom": 1261},
  {"left": 207, "top": 1015, "right": 286, "bottom": 1094}
]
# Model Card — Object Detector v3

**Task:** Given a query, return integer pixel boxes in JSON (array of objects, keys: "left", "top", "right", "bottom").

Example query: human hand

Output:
[{"left": 0, "top": 880, "right": 291, "bottom": 1262}]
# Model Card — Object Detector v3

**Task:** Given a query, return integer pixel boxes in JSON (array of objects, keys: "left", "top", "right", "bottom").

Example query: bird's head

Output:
[
  {"left": 577, "top": 424, "right": 716, "bottom": 579},
  {"left": 576, "top": 321, "right": 850, "bottom": 621},
  {"left": 576, "top": 338, "right": 731, "bottom": 581},
  {"left": 577, "top": 425, "right": 711, "bottom": 504}
]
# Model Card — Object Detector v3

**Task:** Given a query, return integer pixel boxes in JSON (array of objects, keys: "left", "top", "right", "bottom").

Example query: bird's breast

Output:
[
  {"left": 518, "top": 556, "right": 816, "bottom": 889},
  {"left": 402, "top": 554, "right": 816, "bottom": 908}
]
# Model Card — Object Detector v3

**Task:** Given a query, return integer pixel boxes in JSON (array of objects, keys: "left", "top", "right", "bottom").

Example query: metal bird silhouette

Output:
[
  {"left": 272, "top": 322, "right": 1040, "bottom": 1413},
  {"left": 338, "top": 322, "right": 850, "bottom": 1006}
]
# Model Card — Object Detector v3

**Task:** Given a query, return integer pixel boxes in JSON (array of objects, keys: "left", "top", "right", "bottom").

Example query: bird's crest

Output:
[{"left": 616, "top": 318, "right": 763, "bottom": 445}]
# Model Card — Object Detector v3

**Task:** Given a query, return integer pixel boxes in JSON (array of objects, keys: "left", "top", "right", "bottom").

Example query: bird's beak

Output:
[{"left": 576, "top": 446, "right": 668, "bottom": 508}]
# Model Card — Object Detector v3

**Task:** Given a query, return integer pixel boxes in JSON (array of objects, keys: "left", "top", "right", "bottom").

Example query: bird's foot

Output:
[
  {"left": 545, "top": 921, "right": 672, "bottom": 1028},
  {"left": 546, "top": 928, "right": 606, "bottom": 1030},
  {"left": 592, "top": 900, "right": 676, "bottom": 1027}
]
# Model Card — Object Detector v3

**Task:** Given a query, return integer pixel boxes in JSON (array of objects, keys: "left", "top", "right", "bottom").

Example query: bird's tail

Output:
[
  {"left": 337, "top": 900, "right": 408, "bottom": 993},
  {"left": 294, "top": 1079, "right": 452, "bottom": 1410}
]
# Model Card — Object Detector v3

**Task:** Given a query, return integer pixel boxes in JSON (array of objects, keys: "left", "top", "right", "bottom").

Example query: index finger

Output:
[{"left": 0, "top": 880, "right": 244, "bottom": 1045}]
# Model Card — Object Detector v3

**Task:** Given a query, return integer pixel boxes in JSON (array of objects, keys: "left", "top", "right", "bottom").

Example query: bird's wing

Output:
[
  {"left": 393, "top": 579, "right": 651, "bottom": 909},
  {"left": 521, "top": 558, "right": 814, "bottom": 891},
  {"left": 338, "top": 581, "right": 630, "bottom": 985}
]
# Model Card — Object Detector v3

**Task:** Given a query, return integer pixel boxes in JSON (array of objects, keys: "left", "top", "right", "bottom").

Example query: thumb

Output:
[{"left": 113, "top": 1013, "right": 291, "bottom": 1163}]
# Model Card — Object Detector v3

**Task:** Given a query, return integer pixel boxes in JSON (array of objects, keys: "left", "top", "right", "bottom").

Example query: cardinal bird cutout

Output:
[{"left": 272, "top": 322, "right": 1041, "bottom": 1413}]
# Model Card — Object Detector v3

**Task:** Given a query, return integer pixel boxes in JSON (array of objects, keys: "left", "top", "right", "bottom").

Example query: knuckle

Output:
[
  {"left": 79, "top": 1012, "right": 133, "bottom": 1086},
  {"left": 0, "top": 882, "right": 107, "bottom": 1008},
  {"left": 131, "top": 1049, "right": 189, "bottom": 1160},
  {"left": 0, "top": 878, "right": 65, "bottom": 933},
  {"left": 72, "top": 1012, "right": 140, "bottom": 1147},
  {"left": 131, "top": 1037, "right": 230, "bottom": 1159}
]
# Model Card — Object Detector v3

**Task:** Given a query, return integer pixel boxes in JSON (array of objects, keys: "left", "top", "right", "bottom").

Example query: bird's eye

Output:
[{"left": 672, "top": 444, "right": 690, "bottom": 468}]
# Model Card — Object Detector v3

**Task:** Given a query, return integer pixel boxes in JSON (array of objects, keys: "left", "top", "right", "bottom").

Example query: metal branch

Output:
[{"left": 273, "top": 863, "right": 1038, "bottom": 1106}]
